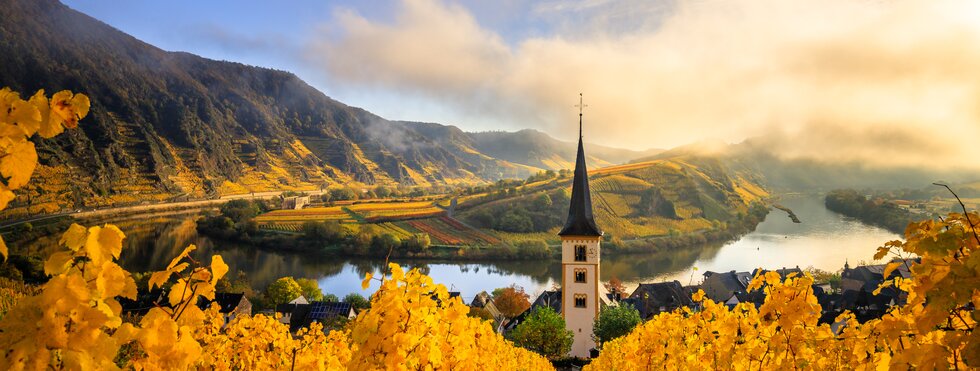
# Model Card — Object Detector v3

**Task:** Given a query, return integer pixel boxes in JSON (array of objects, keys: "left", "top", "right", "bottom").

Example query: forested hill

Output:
[{"left": 0, "top": 0, "right": 643, "bottom": 216}]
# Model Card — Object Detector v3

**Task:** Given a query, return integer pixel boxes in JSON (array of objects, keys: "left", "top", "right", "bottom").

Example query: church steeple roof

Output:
[{"left": 558, "top": 95, "right": 602, "bottom": 237}]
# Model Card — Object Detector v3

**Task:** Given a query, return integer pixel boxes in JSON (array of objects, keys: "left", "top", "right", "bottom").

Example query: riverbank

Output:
[{"left": 196, "top": 201, "right": 773, "bottom": 262}]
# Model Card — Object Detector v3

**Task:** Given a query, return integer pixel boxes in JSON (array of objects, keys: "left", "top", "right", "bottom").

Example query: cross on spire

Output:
[{"left": 574, "top": 93, "right": 587, "bottom": 139}]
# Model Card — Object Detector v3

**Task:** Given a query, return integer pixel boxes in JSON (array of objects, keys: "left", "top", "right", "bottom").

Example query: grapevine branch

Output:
[{"left": 932, "top": 183, "right": 980, "bottom": 247}]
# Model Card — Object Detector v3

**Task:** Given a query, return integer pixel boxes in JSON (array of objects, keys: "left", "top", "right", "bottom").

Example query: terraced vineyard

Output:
[{"left": 458, "top": 155, "right": 770, "bottom": 241}]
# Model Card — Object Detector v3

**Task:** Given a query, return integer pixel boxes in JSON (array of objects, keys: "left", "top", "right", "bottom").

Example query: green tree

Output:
[
  {"left": 295, "top": 277, "right": 323, "bottom": 301},
  {"left": 266, "top": 277, "right": 303, "bottom": 306},
  {"left": 220, "top": 199, "right": 262, "bottom": 223},
  {"left": 593, "top": 303, "right": 642, "bottom": 347},
  {"left": 403, "top": 233, "right": 431, "bottom": 252},
  {"left": 507, "top": 306, "right": 573, "bottom": 359},
  {"left": 371, "top": 233, "right": 401, "bottom": 255},
  {"left": 515, "top": 239, "right": 550, "bottom": 259},
  {"left": 301, "top": 220, "right": 342, "bottom": 241},
  {"left": 497, "top": 210, "right": 533, "bottom": 233},
  {"left": 330, "top": 187, "right": 358, "bottom": 201},
  {"left": 343, "top": 293, "right": 370, "bottom": 312},
  {"left": 531, "top": 194, "right": 552, "bottom": 209}
]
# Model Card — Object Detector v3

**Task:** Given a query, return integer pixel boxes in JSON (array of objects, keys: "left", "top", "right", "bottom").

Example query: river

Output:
[{"left": 60, "top": 195, "right": 898, "bottom": 304}]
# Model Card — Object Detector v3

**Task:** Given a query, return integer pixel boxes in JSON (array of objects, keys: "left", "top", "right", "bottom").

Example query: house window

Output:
[
  {"left": 574, "top": 245, "right": 587, "bottom": 261},
  {"left": 574, "top": 268, "right": 587, "bottom": 283},
  {"left": 574, "top": 294, "right": 587, "bottom": 308}
]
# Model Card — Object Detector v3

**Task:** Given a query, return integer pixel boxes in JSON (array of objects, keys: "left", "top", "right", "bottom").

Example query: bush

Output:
[
  {"left": 593, "top": 303, "right": 642, "bottom": 347},
  {"left": 507, "top": 306, "right": 573, "bottom": 360}
]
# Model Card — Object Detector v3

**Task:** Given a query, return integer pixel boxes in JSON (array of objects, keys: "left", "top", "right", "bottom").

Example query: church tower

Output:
[{"left": 559, "top": 94, "right": 604, "bottom": 358}]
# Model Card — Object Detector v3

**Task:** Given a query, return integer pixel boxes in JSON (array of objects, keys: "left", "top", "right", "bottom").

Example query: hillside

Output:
[
  {"left": 636, "top": 139, "right": 978, "bottom": 191},
  {"left": 0, "top": 0, "right": 643, "bottom": 217},
  {"left": 455, "top": 155, "right": 770, "bottom": 245},
  {"left": 468, "top": 129, "right": 661, "bottom": 171}
]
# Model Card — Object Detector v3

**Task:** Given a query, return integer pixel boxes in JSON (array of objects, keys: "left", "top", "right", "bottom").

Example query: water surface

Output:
[{"left": 91, "top": 195, "right": 897, "bottom": 304}]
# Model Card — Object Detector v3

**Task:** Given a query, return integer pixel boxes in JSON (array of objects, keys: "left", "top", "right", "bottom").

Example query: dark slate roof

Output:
[
  {"left": 557, "top": 118, "right": 602, "bottom": 237},
  {"left": 505, "top": 290, "right": 562, "bottom": 332},
  {"left": 471, "top": 291, "right": 492, "bottom": 307},
  {"left": 120, "top": 288, "right": 165, "bottom": 316},
  {"left": 753, "top": 267, "right": 804, "bottom": 280},
  {"left": 843, "top": 259, "right": 915, "bottom": 292},
  {"left": 276, "top": 301, "right": 353, "bottom": 332},
  {"left": 704, "top": 270, "right": 752, "bottom": 292},
  {"left": 628, "top": 281, "right": 694, "bottom": 318},
  {"left": 196, "top": 292, "right": 245, "bottom": 313}
]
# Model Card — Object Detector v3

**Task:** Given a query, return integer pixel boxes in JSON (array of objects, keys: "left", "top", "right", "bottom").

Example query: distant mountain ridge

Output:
[
  {"left": 0, "top": 0, "right": 647, "bottom": 215},
  {"left": 635, "top": 139, "right": 977, "bottom": 191},
  {"left": 468, "top": 129, "right": 661, "bottom": 171}
]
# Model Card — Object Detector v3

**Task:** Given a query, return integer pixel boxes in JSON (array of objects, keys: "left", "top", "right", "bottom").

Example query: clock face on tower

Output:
[{"left": 587, "top": 246, "right": 597, "bottom": 260}]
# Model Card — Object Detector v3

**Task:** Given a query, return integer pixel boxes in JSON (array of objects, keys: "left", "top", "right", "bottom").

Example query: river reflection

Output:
[{"left": 70, "top": 195, "right": 897, "bottom": 304}]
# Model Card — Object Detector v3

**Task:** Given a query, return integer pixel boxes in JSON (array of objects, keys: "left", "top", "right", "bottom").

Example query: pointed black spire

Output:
[{"left": 559, "top": 95, "right": 602, "bottom": 237}]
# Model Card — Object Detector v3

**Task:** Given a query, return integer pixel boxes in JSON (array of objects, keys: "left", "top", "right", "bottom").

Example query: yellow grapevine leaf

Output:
[
  {"left": 60, "top": 223, "right": 88, "bottom": 251},
  {"left": 362, "top": 272, "right": 373, "bottom": 290},
  {"left": 44, "top": 251, "right": 74, "bottom": 276},
  {"left": 210, "top": 255, "right": 228, "bottom": 285},
  {"left": 0, "top": 183, "right": 14, "bottom": 210},
  {"left": 169, "top": 279, "right": 189, "bottom": 306},
  {"left": 0, "top": 138, "right": 37, "bottom": 189},
  {"left": 0, "top": 235, "right": 6, "bottom": 261},
  {"left": 167, "top": 245, "right": 197, "bottom": 270},
  {"left": 9, "top": 98, "right": 41, "bottom": 136},
  {"left": 96, "top": 223, "right": 125, "bottom": 260},
  {"left": 49, "top": 91, "right": 88, "bottom": 129},
  {"left": 883, "top": 261, "right": 903, "bottom": 280}
]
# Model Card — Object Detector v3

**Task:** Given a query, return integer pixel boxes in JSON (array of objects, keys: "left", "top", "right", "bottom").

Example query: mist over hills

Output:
[
  {"left": 0, "top": 0, "right": 646, "bottom": 214},
  {"left": 638, "top": 139, "right": 978, "bottom": 191}
]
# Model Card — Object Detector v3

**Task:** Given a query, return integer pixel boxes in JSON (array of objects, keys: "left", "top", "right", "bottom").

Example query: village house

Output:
[
  {"left": 121, "top": 290, "right": 251, "bottom": 326},
  {"left": 700, "top": 270, "right": 753, "bottom": 302},
  {"left": 701, "top": 267, "right": 803, "bottom": 305},
  {"left": 504, "top": 290, "right": 562, "bottom": 333},
  {"left": 197, "top": 293, "right": 252, "bottom": 325},
  {"left": 840, "top": 259, "right": 915, "bottom": 320},
  {"left": 281, "top": 195, "right": 310, "bottom": 210},
  {"left": 469, "top": 291, "right": 505, "bottom": 329},
  {"left": 275, "top": 300, "right": 355, "bottom": 332},
  {"left": 623, "top": 281, "right": 695, "bottom": 319}
]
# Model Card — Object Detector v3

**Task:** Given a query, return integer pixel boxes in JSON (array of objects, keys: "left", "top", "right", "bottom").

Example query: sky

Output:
[{"left": 62, "top": 0, "right": 980, "bottom": 171}]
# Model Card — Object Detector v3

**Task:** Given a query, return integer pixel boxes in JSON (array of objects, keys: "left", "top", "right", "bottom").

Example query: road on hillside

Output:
[{"left": 0, "top": 189, "right": 330, "bottom": 229}]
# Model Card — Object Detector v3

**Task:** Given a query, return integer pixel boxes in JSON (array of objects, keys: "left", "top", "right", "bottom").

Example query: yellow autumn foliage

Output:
[
  {"left": 0, "top": 87, "right": 552, "bottom": 370},
  {"left": 0, "top": 87, "right": 90, "bottom": 259},
  {"left": 588, "top": 211, "right": 980, "bottom": 370},
  {"left": 1, "top": 86, "right": 976, "bottom": 370}
]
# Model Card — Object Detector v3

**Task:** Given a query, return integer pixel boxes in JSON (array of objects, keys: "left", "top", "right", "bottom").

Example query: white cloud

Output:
[{"left": 308, "top": 0, "right": 980, "bottom": 171}]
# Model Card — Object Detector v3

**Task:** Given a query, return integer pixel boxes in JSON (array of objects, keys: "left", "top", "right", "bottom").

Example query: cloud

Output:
[{"left": 307, "top": 0, "right": 980, "bottom": 171}]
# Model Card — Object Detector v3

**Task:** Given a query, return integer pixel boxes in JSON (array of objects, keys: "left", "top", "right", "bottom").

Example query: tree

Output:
[
  {"left": 343, "top": 293, "right": 370, "bottom": 312},
  {"left": 295, "top": 278, "right": 323, "bottom": 302},
  {"left": 266, "top": 277, "right": 303, "bottom": 306},
  {"left": 220, "top": 200, "right": 262, "bottom": 223},
  {"left": 403, "top": 233, "right": 431, "bottom": 252},
  {"left": 330, "top": 187, "right": 358, "bottom": 201},
  {"left": 507, "top": 306, "right": 573, "bottom": 359},
  {"left": 301, "top": 220, "right": 341, "bottom": 241},
  {"left": 593, "top": 303, "right": 641, "bottom": 347},
  {"left": 493, "top": 285, "right": 530, "bottom": 318},
  {"left": 371, "top": 233, "right": 401, "bottom": 255},
  {"left": 532, "top": 193, "right": 552, "bottom": 209},
  {"left": 497, "top": 210, "right": 533, "bottom": 233}
]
